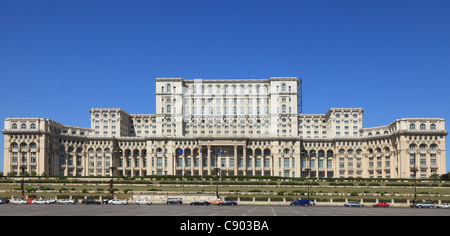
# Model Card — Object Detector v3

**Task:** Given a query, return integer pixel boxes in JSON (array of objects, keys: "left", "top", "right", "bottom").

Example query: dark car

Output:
[
  {"left": 81, "top": 199, "right": 101, "bottom": 205},
  {"left": 0, "top": 198, "right": 10, "bottom": 204},
  {"left": 218, "top": 201, "right": 237, "bottom": 206},
  {"left": 290, "top": 199, "right": 315, "bottom": 206},
  {"left": 166, "top": 198, "right": 183, "bottom": 205},
  {"left": 190, "top": 200, "right": 211, "bottom": 206}
]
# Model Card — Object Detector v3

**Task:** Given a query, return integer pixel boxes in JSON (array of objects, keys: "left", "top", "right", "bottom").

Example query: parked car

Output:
[
  {"left": 344, "top": 201, "right": 364, "bottom": 207},
  {"left": 25, "top": 198, "right": 35, "bottom": 204},
  {"left": 166, "top": 198, "right": 183, "bottom": 205},
  {"left": 136, "top": 199, "right": 152, "bottom": 205},
  {"left": 190, "top": 200, "right": 211, "bottom": 206},
  {"left": 12, "top": 198, "right": 27, "bottom": 204},
  {"left": 0, "top": 198, "right": 10, "bottom": 204},
  {"left": 290, "top": 199, "right": 315, "bottom": 206},
  {"left": 437, "top": 203, "right": 450, "bottom": 209},
  {"left": 81, "top": 199, "right": 101, "bottom": 205},
  {"left": 218, "top": 201, "right": 237, "bottom": 206},
  {"left": 108, "top": 199, "right": 128, "bottom": 205},
  {"left": 411, "top": 202, "right": 434, "bottom": 208},
  {"left": 211, "top": 200, "right": 224, "bottom": 205},
  {"left": 32, "top": 199, "right": 52, "bottom": 204},
  {"left": 45, "top": 198, "right": 57, "bottom": 204},
  {"left": 57, "top": 199, "right": 76, "bottom": 205},
  {"left": 373, "top": 202, "right": 390, "bottom": 207}
]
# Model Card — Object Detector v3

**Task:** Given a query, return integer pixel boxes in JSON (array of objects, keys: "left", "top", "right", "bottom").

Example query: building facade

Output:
[{"left": 2, "top": 77, "right": 447, "bottom": 179}]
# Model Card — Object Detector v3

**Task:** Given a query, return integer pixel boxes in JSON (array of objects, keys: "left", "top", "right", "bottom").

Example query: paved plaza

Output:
[{"left": 1, "top": 204, "right": 448, "bottom": 216}]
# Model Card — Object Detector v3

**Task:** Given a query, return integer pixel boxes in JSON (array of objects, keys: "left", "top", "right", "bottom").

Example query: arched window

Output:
[
  {"left": 282, "top": 105, "right": 286, "bottom": 113},
  {"left": 283, "top": 148, "right": 290, "bottom": 154},
  {"left": 420, "top": 124, "right": 426, "bottom": 130},
  {"left": 12, "top": 123, "right": 17, "bottom": 129},
  {"left": 410, "top": 124, "right": 415, "bottom": 130},
  {"left": 281, "top": 83, "right": 286, "bottom": 92},
  {"left": 30, "top": 123, "right": 36, "bottom": 129},
  {"left": 409, "top": 144, "right": 416, "bottom": 150},
  {"left": 166, "top": 84, "right": 171, "bottom": 93},
  {"left": 21, "top": 123, "right": 27, "bottom": 129},
  {"left": 430, "top": 144, "right": 437, "bottom": 150},
  {"left": 430, "top": 124, "right": 436, "bottom": 130},
  {"left": 167, "top": 105, "right": 171, "bottom": 113}
]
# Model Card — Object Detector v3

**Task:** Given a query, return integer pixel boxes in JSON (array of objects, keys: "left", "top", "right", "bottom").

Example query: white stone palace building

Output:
[{"left": 2, "top": 77, "right": 447, "bottom": 179}]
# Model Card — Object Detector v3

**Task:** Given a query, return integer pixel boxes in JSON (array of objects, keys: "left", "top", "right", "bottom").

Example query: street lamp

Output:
[
  {"left": 302, "top": 151, "right": 311, "bottom": 202},
  {"left": 413, "top": 152, "right": 417, "bottom": 203},
  {"left": 110, "top": 166, "right": 116, "bottom": 199},
  {"left": 305, "top": 166, "right": 311, "bottom": 202},
  {"left": 20, "top": 166, "right": 27, "bottom": 199},
  {"left": 214, "top": 167, "right": 220, "bottom": 199}
]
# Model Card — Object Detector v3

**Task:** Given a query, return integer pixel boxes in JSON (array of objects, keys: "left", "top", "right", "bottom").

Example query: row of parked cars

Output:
[
  {"left": 288, "top": 199, "right": 450, "bottom": 208},
  {"left": 410, "top": 202, "right": 450, "bottom": 208},
  {"left": 1, "top": 198, "right": 133, "bottom": 205},
  {"left": 343, "top": 201, "right": 450, "bottom": 208},
  {"left": 167, "top": 198, "right": 238, "bottom": 206},
  {"left": 6, "top": 198, "right": 73, "bottom": 205},
  {"left": 1, "top": 197, "right": 237, "bottom": 206}
]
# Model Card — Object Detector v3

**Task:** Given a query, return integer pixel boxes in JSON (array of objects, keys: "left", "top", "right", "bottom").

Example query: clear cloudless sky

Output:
[{"left": 1, "top": 0, "right": 449, "bottom": 173}]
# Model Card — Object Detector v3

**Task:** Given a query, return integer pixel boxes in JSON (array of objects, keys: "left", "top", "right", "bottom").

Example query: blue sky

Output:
[{"left": 1, "top": 0, "right": 449, "bottom": 172}]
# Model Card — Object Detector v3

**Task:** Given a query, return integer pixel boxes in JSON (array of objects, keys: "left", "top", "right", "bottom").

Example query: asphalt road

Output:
[{"left": 0, "top": 204, "right": 449, "bottom": 216}]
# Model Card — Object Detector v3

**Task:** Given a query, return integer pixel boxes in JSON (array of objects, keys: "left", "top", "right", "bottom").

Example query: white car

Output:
[
  {"left": 437, "top": 203, "right": 450, "bottom": 209},
  {"left": 136, "top": 199, "right": 152, "bottom": 205},
  {"left": 57, "top": 199, "right": 76, "bottom": 205},
  {"left": 45, "top": 199, "right": 57, "bottom": 204},
  {"left": 12, "top": 198, "right": 27, "bottom": 204},
  {"left": 108, "top": 199, "right": 127, "bottom": 205},
  {"left": 32, "top": 199, "right": 51, "bottom": 204}
]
